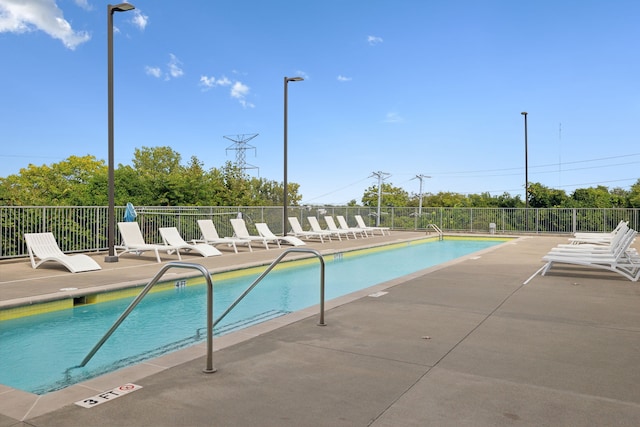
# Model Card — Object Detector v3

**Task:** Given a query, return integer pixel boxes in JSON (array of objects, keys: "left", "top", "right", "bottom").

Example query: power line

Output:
[
  {"left": 303, "top": 176, "right": 370, "bottom": 203},
  {"left": 429, "top": 152, "right": 640, "bottom": 176}
]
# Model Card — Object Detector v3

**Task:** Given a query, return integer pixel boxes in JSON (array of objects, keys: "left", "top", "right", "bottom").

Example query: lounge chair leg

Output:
[{"left": 523, "top": 264, "right": 547, "bottom": 285}]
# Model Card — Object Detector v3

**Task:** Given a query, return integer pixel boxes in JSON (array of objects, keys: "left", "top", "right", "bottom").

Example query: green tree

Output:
[
  {"left": 494, "top": 192, "right": 524, "bottom": 208},
  {"left": 0, "top": 155, "right": 106, "bottom": 205},
  {"left": 361, "top": 182, "right": 409, "bottom": 207},
  {"left": 422, "top": 192, "right": 467, "bottom": 207},
  {"left": 130, "top": 146, "right": 183, "bottom": 205},
  {"left": 571, "top": 186, "right": 615, "bottom": 208},
  {"left": 628, "top": 179, "right": 640, "bottom": 207},
  {"left": 132, "top": 146, "right": 182, "bottom": 177},
  {"left": 528, "top": 182, "right": 569, "bottom": 208}
]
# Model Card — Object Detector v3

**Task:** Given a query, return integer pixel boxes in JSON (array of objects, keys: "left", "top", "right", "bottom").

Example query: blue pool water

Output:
[{"left": 0, "top": 238, "right": 503, "bottom": 394}]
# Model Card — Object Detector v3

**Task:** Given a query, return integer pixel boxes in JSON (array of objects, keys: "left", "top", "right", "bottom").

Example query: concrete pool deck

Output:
[{"left": 1, "top": 232, "right": 640, "bottom": 426}]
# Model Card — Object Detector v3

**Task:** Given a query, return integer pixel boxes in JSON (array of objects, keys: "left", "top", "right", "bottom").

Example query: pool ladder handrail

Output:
[
  {"left": 79, "top": 248, "right": 325, "bottom": 374},
  {"left": 78, "top": 262, "right": 218, "bottom": 373},
  {"left": 213, "top": 248, "right": 326, "bottom": 330},
  {"left": 426, "top": 223, "right": 444, "bottom": 240}
]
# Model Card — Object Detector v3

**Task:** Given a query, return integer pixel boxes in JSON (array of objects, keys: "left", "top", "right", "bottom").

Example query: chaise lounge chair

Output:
[
  {"left": 524, "top": 227, "right": 640, "bottom": 283},
  {"left": 230, "top": 218, "right": 278, "bottom": 250},
  {"left": 159, "top": 227, "right": 222, "bottom": 258},
  {"left": 255, "top": 223, "right": 306, "bottom": 246},
  {"left": 194, "top": 219, "right": 252, "bottom": 253},
  {"left": 354, "top": 214, "right": 390, "bottom": 236},
  {"left": 552, "top": 222, "right": 633, "bottom": 253},
  {"left": 336, "top": 215, "right": 369, "bottom": 238},
  {"left": 324, "top": 216, "right": 358, "bottom": 240},
  {"left": 288, "top": 217, "right": 328, "bottom": 242},
  {"left": 116, "top": 222, "right": 182, "bottom": 263},
  {"left": 307, "top": 216, "right": 344, "bottom": 241},
  {"left": 24, "top": 232, "right": 102, "bottom": 273},
  {"left": 569, "top": 220, "right": 629, "bottom": 245}
]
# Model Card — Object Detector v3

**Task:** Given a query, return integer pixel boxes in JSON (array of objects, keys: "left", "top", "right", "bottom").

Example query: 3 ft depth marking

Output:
[{"left": 75, "top": 383, "right": 142, "bottom": 408}]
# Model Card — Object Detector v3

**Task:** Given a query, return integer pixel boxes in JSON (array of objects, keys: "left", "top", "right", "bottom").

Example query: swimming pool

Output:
[{"left": 0, "top": 238, "right": 505, "bottom": 394}]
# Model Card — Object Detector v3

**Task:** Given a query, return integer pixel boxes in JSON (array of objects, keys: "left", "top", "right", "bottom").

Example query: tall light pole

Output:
[
  {"left": 106, "top": 3, "right": 135, "bottom": 262},
  {"left": 521, "top": 112, "right": 528, "bottom": 209},
  {"left": 283, "top": 76, "right": 304, "bottom": 235}
]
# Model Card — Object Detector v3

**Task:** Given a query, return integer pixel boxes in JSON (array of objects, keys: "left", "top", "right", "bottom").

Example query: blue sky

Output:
[{"left": 1, "top": 0, "right": 639, "bottom": 205}]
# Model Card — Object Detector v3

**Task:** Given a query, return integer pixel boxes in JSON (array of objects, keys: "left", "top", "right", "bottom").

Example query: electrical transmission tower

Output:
[{"left": 223, "top": 133, "right": 259, "bottom": 174}]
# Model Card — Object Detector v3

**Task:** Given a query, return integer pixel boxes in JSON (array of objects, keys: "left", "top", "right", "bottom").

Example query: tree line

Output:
[
  {"left": 0, "top": 146, "right": 300, "bottom": 207},
  {"left": 357, "top": 181, "right": 640, "bottom": 209},
  {"left": 1, "top": 146, "right": 639, "bottom": 208}
]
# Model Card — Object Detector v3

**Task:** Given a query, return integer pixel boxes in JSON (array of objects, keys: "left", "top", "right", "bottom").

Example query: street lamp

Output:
[
  {"left": 521, "top": 112, "right": 528, "bottom": 209},
  {"left": 283, "top": 76, "right": 304, "bottom": 236},
  {"left": 106, "top": 3, "right": 135, "bottom": 262}
]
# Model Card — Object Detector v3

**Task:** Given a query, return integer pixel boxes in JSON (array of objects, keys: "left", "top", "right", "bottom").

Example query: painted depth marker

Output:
[
  {"left": 75, "top": 383, "right": 142, "bottom": 408},
  {"left": 368, "top": 291, "right": 388, "bottom": 298}
]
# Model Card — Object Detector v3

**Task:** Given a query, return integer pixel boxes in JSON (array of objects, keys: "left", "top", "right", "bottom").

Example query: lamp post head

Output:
[
  {"left": 110, "top": 3, "right": 135, "bottom": 13},
  {"left": 285, "top": 76, "right": 304, "bottom": 83},
  {"left": 521, "top": 111, "right": 527, "bottom": 116}
]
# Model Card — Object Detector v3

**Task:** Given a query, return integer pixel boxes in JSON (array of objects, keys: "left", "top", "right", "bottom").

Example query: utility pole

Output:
[
  {"left": 371, "top": 171, "right": 391, "bottom": 226},
  {"left": 520, "top": 112, "right": 528, "bottom": 209},
  {"left": 413, "top": 174, "right": 431, "bottom": 216}
]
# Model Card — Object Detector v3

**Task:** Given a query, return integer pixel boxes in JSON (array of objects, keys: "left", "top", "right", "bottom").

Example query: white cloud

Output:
[
  {"left": 199, "top": 75, "right": 232, "bottom": 89},
  {"left": 337, "top": 75, "right": 352, "bottom": 82},
  {"left": 131, "top": 10, "right": 148, "bottom": 31},
  {"left": 145, "top": 54, "right": 184, "bottom": 81},
  {"left": 367, "top": 35, "right": 383, "bottom": 46},
  {"left": 74, "top": 0, "right": 91, "bottom": 11},
  {"left": 231, "top": 81, "right": 254, "bottom": 108},
  {"left": 167, "top": 53, "right": 183, "bottom": 78},
  {"left": 0, "top": 0, "right": 90, "bottom": 49},
  {"left": 145, "top": 66, "right": 161, "bottom": 78},
  {"left": 231, "top": 81, "right": 249, "bottom": 98},
  {"left": 200, "top": 74, "right": 253, "bottom": 107},
  {"left": 383, "top": 112, "right": 404, "bottom": 123}
]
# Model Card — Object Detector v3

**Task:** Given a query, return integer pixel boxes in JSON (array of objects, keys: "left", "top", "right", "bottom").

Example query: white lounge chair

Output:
[
  {"left": 288, "top": 217, "right": 328, "bottom": 242},
  {"left": 24, "top": 232, "right": 101, "bottom": 273},
  {"left": 336, "top": 215, "right": 369, "bottom": 238},
  {"left": 307, "top": 216, "right": 344, "bottom": 241},
  {"left": 159, "top": 227, "right": 222, "bottom": 257},
  {"left": 194, "top": 219, "right": 252, "bottom": 253},
  {"left": 255, "top": 223, "right": 306, "bottom": 246},
  {"left": 551, "top": 223, "right": 634, "bottom": 254},
  {"left": 524, "top": 228, "right": 640, "bottom": 283},
  {"left": 569, "top": 220, "right": 629, "bottom": 245},
  {"left": 116, "top": 222, "right": 182, "bottom": 263},
  {"left": 354, "top": 215, "right": 390, "bottom": 236},
  {"left": 324, "top": 216, "right": 358, "bottom": 239},
  {"left": 230, "top": 218, "right": 278, "bottom": 250}
]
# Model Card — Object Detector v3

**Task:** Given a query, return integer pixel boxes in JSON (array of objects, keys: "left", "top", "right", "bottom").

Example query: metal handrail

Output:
[
  {"left": 213, "top": 248, "right": 326, "bottom": 329},
  {"left": 427, "top": 223, "right": 443, "bottom": 240},
  {"left": 78, "top": 248, "right": 325, "bottom": 375},
  {"left": 79, "top": 262, "right": 218, "bottom": 373}
]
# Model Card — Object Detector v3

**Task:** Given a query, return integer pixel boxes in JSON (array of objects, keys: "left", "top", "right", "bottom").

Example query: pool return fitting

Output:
[{"left": 78, "top": 248, "right": 325, "bottom": 375}]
